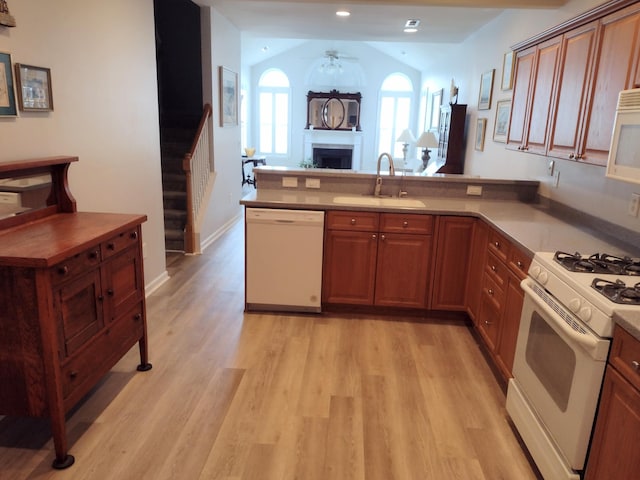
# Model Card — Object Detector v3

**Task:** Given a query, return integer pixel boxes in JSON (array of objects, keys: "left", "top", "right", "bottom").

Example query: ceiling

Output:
[{"left": 196, "top": 0, "right": 570, "bottom": 69}]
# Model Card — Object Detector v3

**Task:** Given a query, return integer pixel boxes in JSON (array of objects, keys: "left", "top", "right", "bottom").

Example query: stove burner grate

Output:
[
  {"left": 555, "top": 251, "right": 640, "bottom": 276},
  {"left": 591, "top": 278, "right": 640, "bottom": 305}
]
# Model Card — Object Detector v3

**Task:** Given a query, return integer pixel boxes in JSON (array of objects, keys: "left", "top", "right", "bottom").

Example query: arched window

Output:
[
  {"left": 258, "top": 69, "right": 290, "bottom": 155},
  {"left": 378, "top": 73, "right": 413, "bottom": 159}
]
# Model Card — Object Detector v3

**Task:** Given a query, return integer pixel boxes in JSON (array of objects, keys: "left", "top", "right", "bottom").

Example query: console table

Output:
[
  {"left": 242, "top": 156, "right": 266, "bottom": 187},
  {"left": 0, "top": 156, "right": 152, "bottom": 469}
]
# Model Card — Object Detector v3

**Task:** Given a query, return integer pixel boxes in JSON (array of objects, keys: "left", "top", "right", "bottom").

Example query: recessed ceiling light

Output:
[
  {"left": 336, "top": 10, "right": 350, "bottom": 17},
  {"left": 404, "top": 28, "right": 418, "bottom": 33},
  {"left": 261, "top": 46, "right": 269, "bottom": 52}
]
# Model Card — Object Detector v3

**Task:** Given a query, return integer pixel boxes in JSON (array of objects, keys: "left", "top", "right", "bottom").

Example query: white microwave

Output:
[{"left": 606, "top": 88, "right": 640, "bottom": 184}]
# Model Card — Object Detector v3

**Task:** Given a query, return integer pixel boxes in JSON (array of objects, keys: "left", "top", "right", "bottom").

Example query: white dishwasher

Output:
[{"left": 245, "top": 208, "right": 324, "bottom": 313}]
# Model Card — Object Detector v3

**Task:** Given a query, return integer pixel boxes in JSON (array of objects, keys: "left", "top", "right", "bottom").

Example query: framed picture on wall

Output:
[
  {"left": 219, "top": 66, "right": 238, "bottom": 127},
  {"left": 0, "top": 52, "right": 17, "bottom": 116},
  {"left": 475, "top": 118, "right": 487, "bottom": 151},
  {"left": 15, "top": 63, "right": 53, "bottom": 112},
  {"left": 478, "top": 69, "right": 495, "bottom": 110},
  {"left": 493, "top": 99, "right": 511, "bottom": 143},
  {"left": 501, "top": 51, "right": 515, "bottom": 90}
]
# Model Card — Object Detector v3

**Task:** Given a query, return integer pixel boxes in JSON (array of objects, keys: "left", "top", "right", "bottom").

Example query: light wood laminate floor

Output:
[{"left": 0, "top": 219, "right": 539, "bottom": 479}]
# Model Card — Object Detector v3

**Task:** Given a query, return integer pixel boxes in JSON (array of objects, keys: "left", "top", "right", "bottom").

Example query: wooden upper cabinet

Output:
[
  {"left": 526, "top": 37, "right": 562, "bottom": 155},
  {"left": 581, "top": 5, "right": 640, "bottom": 165},
  {"left": 507, "top": 47, "right": 536, "bottom": 149},
  {"left": 547, "top": 22, "right": 599, "bottom": 160},
  {"left": 509, "top": 0, "right": 640, "bottom": 165}
]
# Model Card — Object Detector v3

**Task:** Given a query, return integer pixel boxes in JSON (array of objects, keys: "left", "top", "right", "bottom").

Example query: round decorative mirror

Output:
[{"left": 322, "top": 97, "right": 345, "bottom": 129}]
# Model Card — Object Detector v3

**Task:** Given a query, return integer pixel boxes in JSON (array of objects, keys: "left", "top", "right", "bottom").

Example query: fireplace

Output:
[
  {"left": 303, "top": 129, "right": 363, "bottom": 170},
  {"left": 313, "top": 147, "right": 352, "bottom": 169}
]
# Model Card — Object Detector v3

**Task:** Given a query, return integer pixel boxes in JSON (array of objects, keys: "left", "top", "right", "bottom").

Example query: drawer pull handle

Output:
[
  {"left": 488, "top": 289, "right": 494, "bottom": 296},
  {"left": 372, "top": 234, "right": 377, "bottom": 240},
  {"left": 484, "top": 320, "right": 493, "bottom": 325},
  {"left": 58, "top": 266, "right": 69, "bottom": 275},
  {"left": 403, "top": 221, "right": 409, "bottom": 228},
  {"left": 381, "top": 234, "right": 386, "bottom": 241},
  {"left": 89, "top": 250, "right": 99, "bottom": 260},
  {"left": 98, "top": 295, "right": 104, "bottom": 301},
  {"left": 517, "top": 261, "right": 523, "bottom": 268},
  {"left": 108, "top": 242, "right": 116, "bottom": 250},
  {"left": 107, "top": 289, "right": 114, "bottom": 297},
  {"left": 491, "top": 265, "right": 497, "bottom": 272},
  {"left": 69, "top": 371, "right": 78, "bottom": 379},
  {"left": 134, "top": 313, "right": 142, "bottom": 321},
  {"left": 130, "top": 231, "right": 138, "bottom": 240},
  {"left": 351, "top": 218, "right": 356, "bottom": 225},
  {"left": 632, "top": 360, "right": 640, "bottom": 371},
  {"left": 494, "top": 241, "right": 500, "bottom": 248}
]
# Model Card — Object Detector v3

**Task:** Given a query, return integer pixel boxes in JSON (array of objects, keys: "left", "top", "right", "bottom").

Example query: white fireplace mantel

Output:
[{"left": 303, "top": 129, "right": 363, "bottom": 170}]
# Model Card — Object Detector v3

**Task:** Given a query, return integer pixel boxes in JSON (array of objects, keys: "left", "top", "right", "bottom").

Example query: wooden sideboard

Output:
[{"left": 0, "top": 156, "right": 151, "bottom": 469}]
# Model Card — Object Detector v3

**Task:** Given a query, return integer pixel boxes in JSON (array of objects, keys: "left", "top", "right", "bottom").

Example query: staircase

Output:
[{"left": 160, "top": 118, "right": 198, "bottom": 252}]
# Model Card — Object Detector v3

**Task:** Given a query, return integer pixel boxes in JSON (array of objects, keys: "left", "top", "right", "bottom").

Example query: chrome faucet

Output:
[{"left": 374, "top": 152, "right": 395, "bottom": 196}]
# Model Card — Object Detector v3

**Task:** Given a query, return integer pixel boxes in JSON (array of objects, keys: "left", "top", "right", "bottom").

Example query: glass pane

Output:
[
  {"left": 525, "top": 311, "right": 576, "bottom": 412},
  {"left": 259, "top": 69, "right": 290, "bottom": 87},
  {"left": 381, "top": 73, "right": 413, "bottom": 92},
  {"left": 274, "top": 93, "right": 288, "bottom": 154},
  {"left": 378, "top": 97, "right": 395, "bottom": 154},
  {"left": 259, "top": 93, "right": 273, "bottom": 153}
]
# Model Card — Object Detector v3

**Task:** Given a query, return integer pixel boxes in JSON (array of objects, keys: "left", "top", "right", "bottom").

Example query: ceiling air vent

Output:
[{"left": 405, "top": 19, "right": 420, "bottom": 28}]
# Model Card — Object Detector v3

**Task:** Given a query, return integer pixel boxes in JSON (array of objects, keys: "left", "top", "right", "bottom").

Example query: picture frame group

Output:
[{"left": 0, "top": 52, "right": 53, "bottom": 116}]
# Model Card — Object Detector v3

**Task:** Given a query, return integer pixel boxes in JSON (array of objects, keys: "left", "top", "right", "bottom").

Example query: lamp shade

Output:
[
  {"left": 416, "top": 131, "right": 439, "bottom": 149},
  {"left": 396, "top": 129, "right": 416, "bottom": 144}
]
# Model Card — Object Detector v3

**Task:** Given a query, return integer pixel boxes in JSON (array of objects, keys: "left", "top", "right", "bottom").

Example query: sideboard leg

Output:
[
  {"left": 50, "top": 412, "right": 74, "bottom": 469},
  {"left": 136, "top": 335, "right": 152, "bottom": 371}
]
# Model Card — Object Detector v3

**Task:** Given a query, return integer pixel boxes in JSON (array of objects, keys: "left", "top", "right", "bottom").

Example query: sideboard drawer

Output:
[
  {"left": 50, "top": 246, "right": 101, "bottom": 285},
  {"left": 102, "top": 227, "right": 140, "bottom": 259}
]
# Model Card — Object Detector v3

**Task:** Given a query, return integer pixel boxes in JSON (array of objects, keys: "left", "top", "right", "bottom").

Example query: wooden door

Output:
[
  {"left": 507, "top": 46, "right": 536, "bottom": 150},
  {"left": 581, "top": 5, "right": 640, "bottom": 165},
  {"left": 495, "top": 273, "right": 525, "bottom": 379},
  {"left": 431, "top": 217, "right": 474, "bottom": 311},
  {"left": 103, "top": 245, "right": 144, "bottom": 323},
  {"left": 547, "top": 21, "right": 598, "bottom": 160},
  {"left": 466, "top": 219, "right": 488, "bottom": 324},
  {"left": 374, "top": 233, "right": 432, "bottom": 309},
  {"left": 322, "top": 229, "right": 378, "bottom": 305}
]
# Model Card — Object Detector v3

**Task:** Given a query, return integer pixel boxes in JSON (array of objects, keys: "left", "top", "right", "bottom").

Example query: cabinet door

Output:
[
  {"left": 525, "top": 37, "right": 562, "bottom": 155},
  {"left": 547, "top": 22, "right": 599, "bottom": 160},
  {"left": 581, "top": 5, "right": 640, "bottom": 165},
  {"left": 54, "top": 268, "right": 104, "bottom": 358},
  {"left": 103, "top": 245, "right": 145, "bottom": 322},
  {"left": 585, "top": 366, "right": 640, "bottom": 480},
  {"left": 374, "top": 233, "right": 432, "bottom": 309},
  {"left": 477, "top": 273, "right": 504, "bottom": 352},
  {"left": 507, "top": 46, "right": 536, "bottom": 149},
  {"left": 495, "top": 273, "right": 525, "bottom": 379},
  {"left": 322, "top": 230, "right": 377, "bottom": 305},
  {"left": 431, "top": 216, "right": 474, "bottom": 310},
  {"left": 466, "top": 220, "right": 488, "bottom": 324}
]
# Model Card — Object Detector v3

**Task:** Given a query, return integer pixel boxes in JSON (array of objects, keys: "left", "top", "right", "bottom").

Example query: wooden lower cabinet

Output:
[
  {"left": 322, "top": 210, "right": 433, "bottom": 309},
  {"left": 466, "top": 219, "right": 489, "bottom": 324},
  {"left": 586, "top": 326, "right": 640, "bottom": 479},
  {"left": 431, "top": 216, "right": 475, "bottom": 311}
]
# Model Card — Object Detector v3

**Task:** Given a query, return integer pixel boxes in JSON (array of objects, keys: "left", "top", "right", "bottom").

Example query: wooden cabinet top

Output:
[{"left": 0, "top": 212, "right": 147, "bottom": 268}]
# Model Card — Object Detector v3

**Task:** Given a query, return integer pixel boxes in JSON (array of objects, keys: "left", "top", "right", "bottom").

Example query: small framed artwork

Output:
[
  {"left": 475, "top": 118, "right": 487, "bottom": 151},
  {"left": 501, "top": 51, "right": 515, "bottom": 91},
  {"left": 15, "top": 63, "right": 53, "bottom": 111},
  {"left": 493, "top": 99, "right": 512, "bottom": 143},
  {"left": 430, "top": 88, "right": 443, "bottom": 130},
  {"left": 219, "top": 66, "right": 238, "bottom": 127},
  {"left": 478, "top": 69, "right": 495, "bottom": 110},
  {"left": 0, "top": 51, "right": 17, "bottom": 116}
]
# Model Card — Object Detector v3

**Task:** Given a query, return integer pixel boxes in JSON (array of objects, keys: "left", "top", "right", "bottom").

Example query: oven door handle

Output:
[{"left": 521, "top": 279, "right": 602, "bottom": 357}]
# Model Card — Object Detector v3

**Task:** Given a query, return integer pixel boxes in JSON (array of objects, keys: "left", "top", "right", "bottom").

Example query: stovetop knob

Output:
[
  {"left": 569, "top": 298, "right": 581, "bottom": 313},
  {"left": 579, "top": 306, "right": 592, "bottom": 322},
  {"left": 538, "top": 271, "right": 548, "bottom": 285},
  {"left": 530, "top": 265, "right": 541, "bottom": 279}
]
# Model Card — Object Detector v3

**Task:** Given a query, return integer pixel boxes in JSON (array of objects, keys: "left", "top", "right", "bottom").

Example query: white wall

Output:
[
  {"left": 0, "top": 0, "right": 167, "bottom": 287},
  {"left": 248, "top": 40, "right": 422, "bottom": 172},
  {"left": 425, "top": 0, "right": 640, "bottom": 233},
  {"left": 199, "top": 7, "right": 244, "bottom": 244}
]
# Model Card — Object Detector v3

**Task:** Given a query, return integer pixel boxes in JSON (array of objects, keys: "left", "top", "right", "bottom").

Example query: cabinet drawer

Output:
[
  {"left": 488, "top": 229, "right": 510, "bottom": 263},
  {"left": 50, "top": 246, "right": 101, "bottom": 285},
  {"left": 326, "top": 211, "right": 379, "bottom": 232},
  {"left": 610, "top": 325, "right": 640, "bottom": 392},
  {"left": 481, "top": 272, "right": 505, "bottom": 311},
  {"left": 380, "top": 213, "right": 433, "bottom": 234},
  {"left": 508, "top": 247, "right": 532, "bottom": 280},
  {"left": 485, "top": 251, "right": 508, "bottom": 289},
  {"left": 61, "top": 303, "right": 144, "bottom": 400},
  {"left": 102, "top": 227, "right": 141, "bottom": 259}
]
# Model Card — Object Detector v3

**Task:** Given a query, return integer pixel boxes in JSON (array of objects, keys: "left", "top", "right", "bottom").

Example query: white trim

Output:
[
  {"left": 199, "top": 212, "right": 243, "bottom": 253},
  {"left": 145, "top": 270, "right": 170, "bottom": 297}
]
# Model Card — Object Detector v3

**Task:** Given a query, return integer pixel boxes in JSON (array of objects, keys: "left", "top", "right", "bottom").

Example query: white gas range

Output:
[{"left": 507, "top": 250, "right": 640, "bottom": 480}]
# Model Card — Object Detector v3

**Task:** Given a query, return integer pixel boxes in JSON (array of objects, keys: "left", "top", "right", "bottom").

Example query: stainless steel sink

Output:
[{"left": 332, "top": 196, "right": 426, "bottom": 208}]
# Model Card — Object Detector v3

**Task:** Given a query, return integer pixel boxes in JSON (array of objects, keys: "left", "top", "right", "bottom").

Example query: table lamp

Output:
[
  {"left": 396, "top": 129, "right": 416, "bottom": 167},
  {"left": 416, "top": 131, "right": 439, "bottom": 170}
]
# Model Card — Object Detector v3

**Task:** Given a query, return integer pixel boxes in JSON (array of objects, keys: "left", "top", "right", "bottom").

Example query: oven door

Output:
[{"left": 507, "top": 278, "right": 610, "bottom": 477}]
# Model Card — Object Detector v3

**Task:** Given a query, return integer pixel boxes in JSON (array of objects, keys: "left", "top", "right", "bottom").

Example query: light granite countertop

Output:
[{"left": 241, "top": 188, "right": 640, "bottom": 339}]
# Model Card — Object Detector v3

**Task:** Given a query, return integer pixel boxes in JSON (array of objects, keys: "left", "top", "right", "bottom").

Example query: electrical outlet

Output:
[
  {"left": 306, "top": 178, "right": 320, "bottom": 189},
  {"left": 282, "top": 177, "right": 298, "bottom": 188},
  {"left": 466, "top": 185, "right": 482, "bottom": 196},
  {"left": 628, "top": 193, "right": 640, "bottom": 217},
  {"left": 548, "top": 160, "right": 555, "bottom": 176}
]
